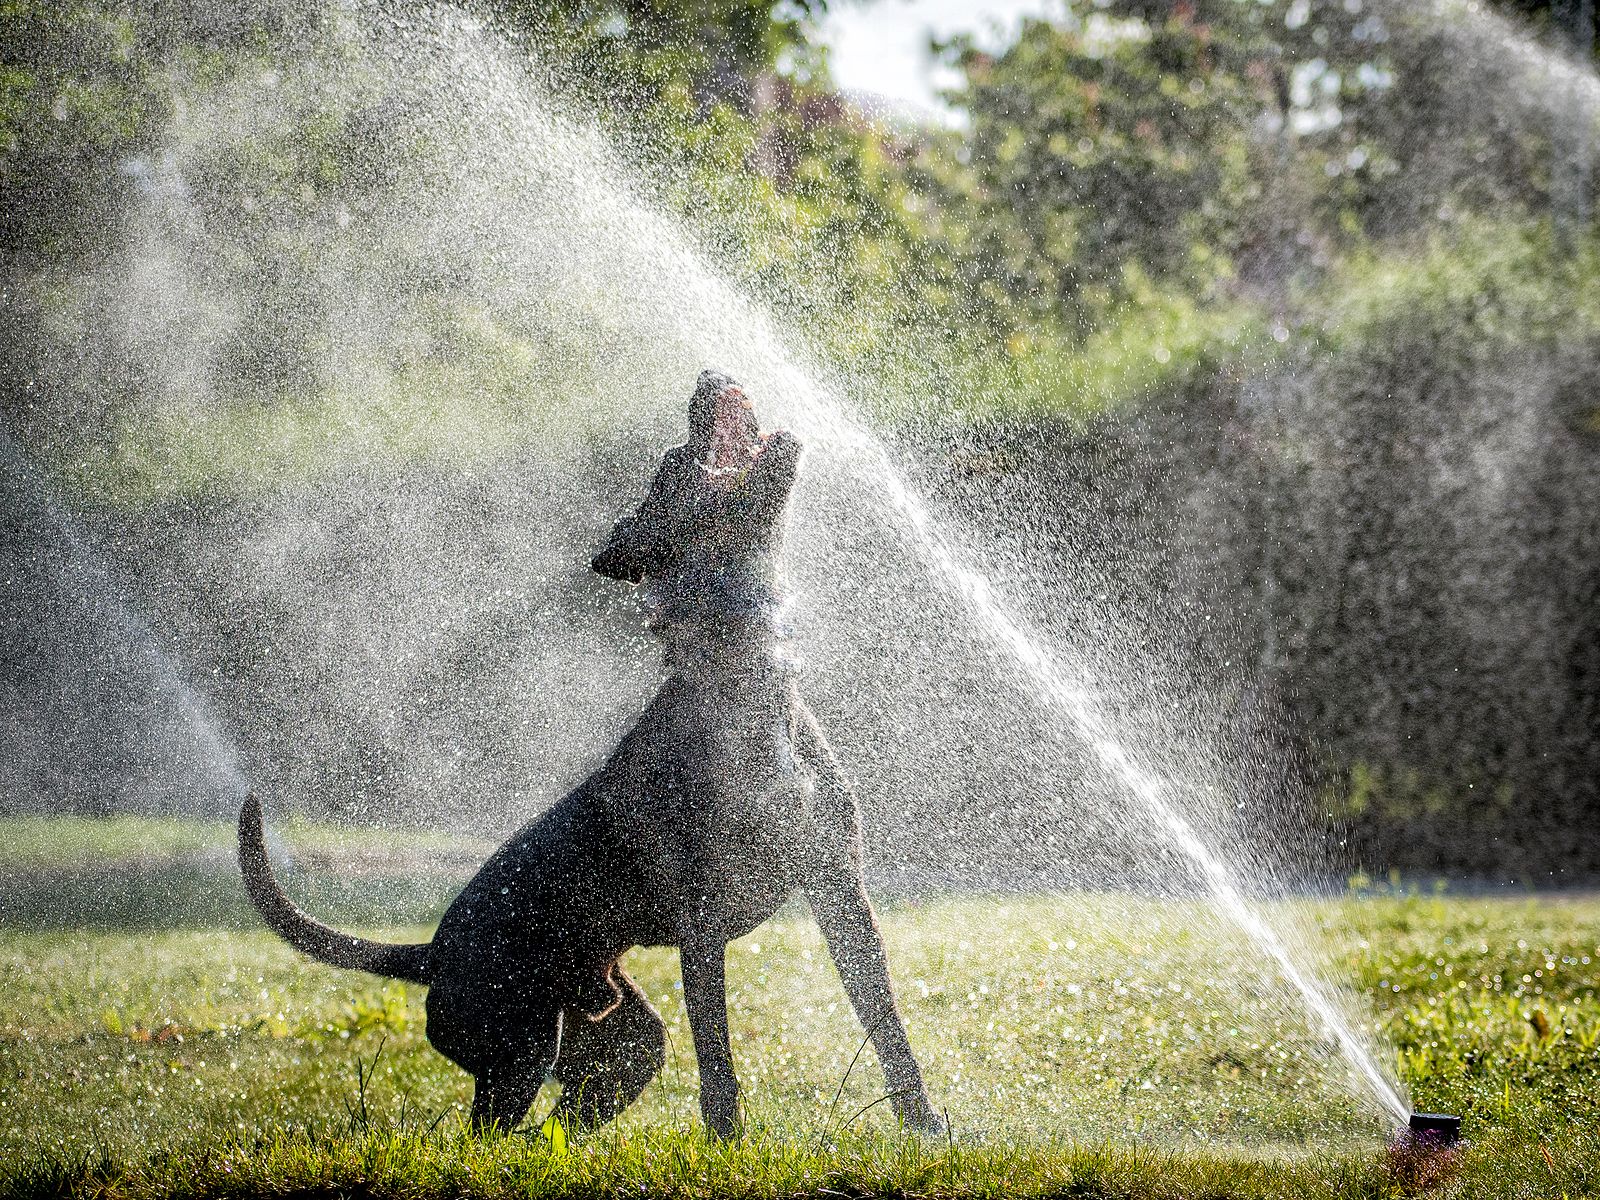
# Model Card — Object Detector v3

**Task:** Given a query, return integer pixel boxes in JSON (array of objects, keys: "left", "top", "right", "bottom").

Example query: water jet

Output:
[{"left": 104, "top": 2, "right": 1408, "bottom": 1131}]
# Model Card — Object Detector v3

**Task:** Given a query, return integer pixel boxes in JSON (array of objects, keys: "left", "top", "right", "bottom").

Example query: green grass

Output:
[
  {"left": 3, "top": 848, "right": 1600, "bottom": 1198},
  {"left": 0, "top": 814, "right": 492, "bottom": 871},
  {"left": 0, "top": 816, "right": 495, "bottom": 932}
]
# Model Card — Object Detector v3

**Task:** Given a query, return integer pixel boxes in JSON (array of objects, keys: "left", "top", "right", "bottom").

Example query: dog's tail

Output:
[{"left": 238, "top": 794, "right": 432, "bottom": 985}]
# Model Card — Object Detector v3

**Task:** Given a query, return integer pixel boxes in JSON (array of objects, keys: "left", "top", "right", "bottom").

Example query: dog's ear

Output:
[
  {"left": 687, "top": 373, "right": 722, "bottom": 453},
  {"left": 592, "top": 516, "right": 651, "bottom": 583}
]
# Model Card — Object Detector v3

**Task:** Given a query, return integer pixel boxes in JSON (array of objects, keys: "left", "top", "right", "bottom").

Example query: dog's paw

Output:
[
  {"left": 700, "top": 1096, "right": 744, "bottom": 1141},
  {"left": 895, "top": 1098, "right": 947, "bottom": 1138},
  {"left": 762, "top": 429, "right": 802, "bottom": 458}
]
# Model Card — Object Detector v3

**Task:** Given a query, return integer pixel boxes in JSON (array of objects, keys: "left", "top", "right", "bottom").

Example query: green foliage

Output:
[
  {"left": 933, "top": 8, "right": 1259, "bottom": 327},
  {"left": 0, "top": 3, "right": 323, "bottom": 269},
  {"left": 951, "top": 274, "right": 1270, "bottom": 424},
  {"left": 0, "top": 814, "right": 224, "bottom": 867},
  {"left": 905, "top": 0, "right": 1584, "bottom": 352},
  {"left": 1316, "top": 217, "right": 1600, "bottom": 351},
  {"left": 485, "top": 0, "right": 833, "bottom": 102},
  {"left": 10, "top": 0, "right": 1593, "bottom": 471},
  {"left": 1, "top": 0, "right": 963, "bottom": 475},
  {"left": 1, "top": 4, "right": 159, "bottom": 268}
]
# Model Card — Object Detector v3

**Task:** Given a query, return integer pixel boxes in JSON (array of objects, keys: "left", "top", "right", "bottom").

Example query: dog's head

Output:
[
  {"left": 686, "top": 369, "right": 761, "bottom": 480},
  {"left": 593, "top": 370, "right": 801, "bottom": 593}
]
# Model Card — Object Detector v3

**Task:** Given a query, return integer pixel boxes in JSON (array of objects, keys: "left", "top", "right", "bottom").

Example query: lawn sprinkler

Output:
[
  {"left": 1386, "top": 1111, "right": 1465, "bottom": 1189},
  {"left": 1406, "top": 1112, "right": 1461, "bottom": 1147}
]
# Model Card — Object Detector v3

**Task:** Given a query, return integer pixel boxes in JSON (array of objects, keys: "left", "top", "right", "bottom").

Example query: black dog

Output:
[{"left": 239, "top": 370, "right": 941, "bottom": 1138}]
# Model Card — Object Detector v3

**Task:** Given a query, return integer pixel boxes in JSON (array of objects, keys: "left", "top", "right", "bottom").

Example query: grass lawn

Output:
[{"left": 1, "top": 820, "right": 1598, "bottom": 1197}]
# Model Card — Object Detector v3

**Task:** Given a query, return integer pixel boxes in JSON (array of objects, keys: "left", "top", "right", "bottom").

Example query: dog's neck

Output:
[
  {"left": 642, "top": 511, "right": 792, "bottom": 689},
  {"left": 653, "top": 604, "right": 796, "bottom": 694}
]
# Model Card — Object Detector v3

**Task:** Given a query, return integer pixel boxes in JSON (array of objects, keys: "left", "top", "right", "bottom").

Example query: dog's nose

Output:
[{"left": 697, "top": 369, "right": 747, "bottom": 398}]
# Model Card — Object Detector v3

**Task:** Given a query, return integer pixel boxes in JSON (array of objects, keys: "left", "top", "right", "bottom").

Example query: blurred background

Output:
[{"left": 4, "top": 0, "right": 1599, "bottom": 904}]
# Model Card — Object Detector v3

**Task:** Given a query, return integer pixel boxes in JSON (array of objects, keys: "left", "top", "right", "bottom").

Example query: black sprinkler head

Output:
[{"left": 1407, "top": 1112, "right": 1461, "bottom": 1146}]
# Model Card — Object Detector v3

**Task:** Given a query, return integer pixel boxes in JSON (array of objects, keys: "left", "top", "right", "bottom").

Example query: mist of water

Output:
[
  {"left": 1, "top": 422, "right": 254, "bottom": 822},
  {"left": 50, "top": 0, "right": 1600, "bottom": 1134},
  {"left": 169, "top": 4, "right": 1404, "bottom": 1125}
]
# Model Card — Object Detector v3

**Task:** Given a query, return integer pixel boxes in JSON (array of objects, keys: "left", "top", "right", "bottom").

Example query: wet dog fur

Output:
[{"left": 238, "top": 371, "right": 940, "bottom": 1138}]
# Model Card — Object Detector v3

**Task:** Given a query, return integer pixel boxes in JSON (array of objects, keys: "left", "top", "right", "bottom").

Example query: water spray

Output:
[
  {"left": 864, "top": 463, "right": 1414, "bottom": 1127},
  {"left": 393, "top": 6, "right": 1415, "bottom": 1128},
  {"left": 2, "top": 423, "right": 262, "bottom": 830},
  {"left": 62, "top": 1, "right": 1443, "bottom": 1135}
]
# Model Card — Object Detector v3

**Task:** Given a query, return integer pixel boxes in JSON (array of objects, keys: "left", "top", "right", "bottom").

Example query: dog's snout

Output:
[{"left": 696, "top": 369, "right": 735, "bottom": 396}]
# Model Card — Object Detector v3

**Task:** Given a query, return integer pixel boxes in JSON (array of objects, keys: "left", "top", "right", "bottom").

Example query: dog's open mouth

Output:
[{"left": 702, "top": 383, "right": 768, "bottom": 485}]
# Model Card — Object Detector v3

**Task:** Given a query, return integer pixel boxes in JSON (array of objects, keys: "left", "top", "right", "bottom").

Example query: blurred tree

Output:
[
  {"left": 1, "top": 0, "right": 939, "bottom": 445},
  {"left": 0, "top": 3, "right": 327, "bottom": 271},
  {"left": 928, "top": 6, "right": 1262, "bottom": 331},
  {"left": 480, "top": 0, "right": 836, "bottom": 114},
  {"left": 903, "top": 0, "right": 1586, "bottom": 342},
  {"left": 1492, "top": 0, "right": 1596, "bottom": 47}
]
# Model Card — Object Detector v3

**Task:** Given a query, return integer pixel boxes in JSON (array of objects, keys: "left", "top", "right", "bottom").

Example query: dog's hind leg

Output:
[
  {"left": 552, "top": 968, "right": 666, "bottom": 1131},
  {"left": 467, "top": 1012, "right": 562, "bottom": 1135}
]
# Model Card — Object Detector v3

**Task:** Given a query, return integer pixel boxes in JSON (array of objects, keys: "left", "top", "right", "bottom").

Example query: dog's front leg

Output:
[
  {"left": 679, "top": 933, "right": 741, "bottom": 1138},
  {"left": 791, "top": 701, "right": 942, "bottom": 1136},
  {"left": 807, "top": 875, "right": 943, "bottom": 1135}
]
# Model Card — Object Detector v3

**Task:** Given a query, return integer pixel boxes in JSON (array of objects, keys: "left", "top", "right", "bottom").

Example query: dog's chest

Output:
[
  {"left": 638, "top": 751, "right": 814, "bottom": 871},
  {"left": 617, "top": 708, "right": 818, "bottom": 941}
]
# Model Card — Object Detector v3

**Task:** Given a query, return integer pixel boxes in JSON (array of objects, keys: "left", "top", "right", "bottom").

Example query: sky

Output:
[{"left": 818, "top": 0, "right": 1063, "bottom": 123}]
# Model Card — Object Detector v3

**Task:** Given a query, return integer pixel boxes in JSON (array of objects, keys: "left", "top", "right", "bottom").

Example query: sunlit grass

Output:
[
  {"left": 0, "top": 814, "right": 491, "bottom": 870},
  {"left": 3, "top": 879, "right": 1599, "bottom": 1197}
]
